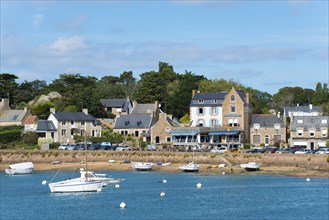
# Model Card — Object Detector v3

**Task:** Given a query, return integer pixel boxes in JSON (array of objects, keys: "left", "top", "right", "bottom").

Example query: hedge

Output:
[{"left": 0, "top": 130, "right": 22, "bottom": 143}]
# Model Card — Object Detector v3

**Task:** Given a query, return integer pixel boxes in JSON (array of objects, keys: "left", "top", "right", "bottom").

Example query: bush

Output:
[
  {"left": 22, "top": 132, "right": 38, "bottom": 145},
  {"left": 0, "top": 130, "right": 22, "bottom": 143}
]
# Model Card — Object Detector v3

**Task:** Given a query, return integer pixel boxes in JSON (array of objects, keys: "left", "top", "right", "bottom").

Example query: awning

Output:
[
  {"left": 208, "top": 131, "right": 239, "bottom": 135},
  {"left": 171, "top": 132, "right": 198, "bottom": 136}
]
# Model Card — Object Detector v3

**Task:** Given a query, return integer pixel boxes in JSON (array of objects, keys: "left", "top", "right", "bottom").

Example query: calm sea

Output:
[{"left": 1, "top": 171, "right": 328, "bottom": 220}]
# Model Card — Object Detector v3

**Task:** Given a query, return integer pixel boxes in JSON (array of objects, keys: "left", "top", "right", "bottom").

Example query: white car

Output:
[
  {"left": 58, "top": 143, "right": 68, "bottom": 150},
  {"left": 210, "top": 147, "right": 228, "bottom": 153},
  {"left": 116, "top": 146, "right": 131, "bottom": 151},
  {"left": 315, "top": 148, "right": 329, "bottom": 154},
  {"left": 294, "top": 149, "right": 311, "bottom": 154}
]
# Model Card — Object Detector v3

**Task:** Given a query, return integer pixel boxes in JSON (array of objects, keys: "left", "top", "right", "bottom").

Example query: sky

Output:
[{"left": 1, "top": 0, "right": 328, "bottom": 95}]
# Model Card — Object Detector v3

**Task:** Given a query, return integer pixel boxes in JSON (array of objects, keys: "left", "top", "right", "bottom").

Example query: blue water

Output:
[{"left": 1, "top": 171, "right": 328, "bottom": 220}]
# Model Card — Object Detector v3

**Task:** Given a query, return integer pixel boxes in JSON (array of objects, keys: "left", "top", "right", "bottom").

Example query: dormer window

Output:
[
  {"left": 198, "top": 99, "right": 204, "bottom": 104},
  {"left": 274, "top": 124, "right": 280, "bottom": 129},
  {"left": 137, "top": 120, "right": 142, "bottom": 126},
  {"left": 297, "top": 119, "right": 303, "bottom": 124},
  {"left": 211, "top": 99, "right": 217, "bottom": 104},
  {"left": 124, "top": 120, "right": 130, "bottom": 125},
  {"left": 231, "top": 95, "right": 235, "bottom": 101},
  {"left": 254, "top": 123, "right": 260, "bottom": 130},
  {"left": 321, "top": 119, "right": 327, "bottom": 124}
]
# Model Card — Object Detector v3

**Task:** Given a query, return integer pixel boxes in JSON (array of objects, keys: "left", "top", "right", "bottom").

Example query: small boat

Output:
[
  {"left": 132, "top": 162, "right": 154, "bottom": 171},
  {"left": 79, "top": 168, "right": 121, "bottom": 187},
  {"left": 45, "top": 136, "right": 102, "bottom": 193},
  {"left": 5, "top": 162, "right": 34, "bottom": 175},
  {"left": 240, "top": 162, "right": 262, "bottom": 171},
  {"left": 179, "top": 161, "right": 200, "bottom": 172},
  {"left": 48, "top": 178, "right": 102, "bottom": 193}
]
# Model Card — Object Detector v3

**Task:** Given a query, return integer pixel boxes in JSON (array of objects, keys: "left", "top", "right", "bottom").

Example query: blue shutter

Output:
[{"left": 196, "top": 119, "right": 199, "bottom": 126}]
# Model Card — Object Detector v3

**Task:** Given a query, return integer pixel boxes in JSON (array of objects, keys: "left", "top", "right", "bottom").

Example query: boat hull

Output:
[
  {"left": 48, "top": 178, "right": 102, "bottom": 193},
  {"left": 179, "top": 163, "right": 200, "bottom": 172},
  {"left": 132, "top": 162, "right": 154, "bottom": 171},
  {"left": 5, "top": 167, "right": 34, "bottom": 175},
  {"left": 240, "top": 162, "right": 261, "bottom": 171}
]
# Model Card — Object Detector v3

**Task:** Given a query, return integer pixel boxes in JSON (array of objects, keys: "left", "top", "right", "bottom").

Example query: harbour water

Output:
[{"left": 1, "top": 171, "right": 328, "bottom": 220}]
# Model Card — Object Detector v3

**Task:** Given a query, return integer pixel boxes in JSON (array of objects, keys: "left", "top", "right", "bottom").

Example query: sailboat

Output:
[
  {"left": 46, "top": 133, "right": 102, "bottom": 193},
  {"left": 179, "top": 150, "right": 200, "bottom": 172}
]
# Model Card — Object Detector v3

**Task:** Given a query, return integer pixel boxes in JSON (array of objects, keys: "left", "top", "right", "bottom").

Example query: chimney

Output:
[
  {"left": 82, "top": 108, "right": 88, "bottom": 115},
  {"left": 192, "top": 90, "right": 199, "bottom": 97},
  {"left": 309, "top": 104, "right": 313, "bottom": 110},
  {"left": 0, "top": 98, "right": 10, "bottom": 110},
  {"left": 50, "top": 108, "right": 56, "bottom": 114},
  {"left": 246, "top": 93, "right": 250, "bottom": 104}
]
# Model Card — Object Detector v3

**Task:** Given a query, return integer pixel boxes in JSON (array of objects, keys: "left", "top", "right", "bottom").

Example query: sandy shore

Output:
[{"left": 1, "top": 150, "right": 328, "bottom": 177}]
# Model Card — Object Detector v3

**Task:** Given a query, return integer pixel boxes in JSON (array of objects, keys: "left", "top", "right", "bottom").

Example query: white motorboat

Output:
[
  {"left": 5, "top": 162, "right": 34, "bottom": 175},
  {"left": 48, "top": 177, "right": 102, "bottom": 193},
  {"left": 179, "top": 162, "right": 200, "bottom": 172},
  {"left": 132, "top": 162, "right": 154, "bottom": 171},
  {"left": 240, "top": 162, "right": 262, "bottom": 171},
  {"left": 80, "top": 169, "right": 121, "bottom": 187}
]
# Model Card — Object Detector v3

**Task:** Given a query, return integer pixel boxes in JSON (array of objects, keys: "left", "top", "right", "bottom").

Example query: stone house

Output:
[
  {"left": 289, "top": 116, "right": 328, "bottom": 149},
  {"left": 250, "top": 114, "right": 286, "bottom": 147},
  {"left": 100, "top": 98, "right": 132, "bottom": 116},
  {"left": 46, "top": 108, "right": 102, "bottom": 143},
  {"left": 172, "top": 87, "right": 251, "bottom": 148},
  {"left": 150, "top": 113, "right": 178, "bottom": 146},
  {"left": 0, "top": 98, "right": 32, "bottom": 126}
]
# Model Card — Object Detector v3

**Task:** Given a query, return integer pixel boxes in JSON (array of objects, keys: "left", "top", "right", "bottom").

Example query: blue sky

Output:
[{"left": 1, "top": 0, "right": 328, "bottom": 94}]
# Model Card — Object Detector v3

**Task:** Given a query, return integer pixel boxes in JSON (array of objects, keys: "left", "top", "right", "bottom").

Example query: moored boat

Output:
[
  {"left": 240, "top": 162, "right": 261, "bottom": 171},
  {"left": 5, "top": 162, "right": 34, "bottom": 175},
  {"left": 132, "top": 162, "right": 154, "bottom": 171},
  {"left": 179, "top": 162, "right": 200, "bottom": 172},
  {"left": 80, "top": 168, "right": 121, "bottom": 187}
]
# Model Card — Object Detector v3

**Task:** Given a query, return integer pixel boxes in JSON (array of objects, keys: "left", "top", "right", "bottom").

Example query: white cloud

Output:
[
  {"left": 46, "top": 36, "right": 87, "bottom": 53},
  {"left": 32, "top": 13, "right": 45, "bottom": 30}
]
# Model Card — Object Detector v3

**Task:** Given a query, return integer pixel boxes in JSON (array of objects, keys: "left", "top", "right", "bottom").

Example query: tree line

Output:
[{"left": 1, "top": 61, "right": 329, "bottom": 120}]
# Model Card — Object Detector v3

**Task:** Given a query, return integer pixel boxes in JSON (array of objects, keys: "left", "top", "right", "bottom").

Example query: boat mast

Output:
[{"left": 84, "top": 128, "right": 88, "bottom": 181}]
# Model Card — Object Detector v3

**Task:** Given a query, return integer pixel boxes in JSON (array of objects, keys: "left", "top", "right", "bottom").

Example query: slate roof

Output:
[
  {"left": 36, "top": 120, "right": 57, "bottom": 132},
  {"left": 190, "top": 90, "right": 247, "bottom": 107},
  {"left": 251, "top": 114, "right": 284, "bottom": 128},
  {"left": 52, "top": 112, "right": 101, "bottom": 125},
  {"left": 0, "top": 110, "right": 27, "bottom": 122},
  {"left": 290, "top": 116, "right": 329, "bottom": 131},
  {"left": 284, "top": 105, "right": 321, "bottom": 116},
  {"left": 114, "top": 115, "right": 152, "bottom": 129},
  {"left": 100, "top": 99, "right": 131, "bottom": 112},
  {"left": 131, "top": 103, "right": 156, "bottom": 114}
]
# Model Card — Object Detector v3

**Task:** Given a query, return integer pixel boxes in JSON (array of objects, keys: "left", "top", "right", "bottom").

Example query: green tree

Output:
[
  {"left": 0, "top": 73, "right": 19, "bottom": 107},
  {"left": 313, "top": 83, "right": 329, "bottom": 105},
  {"left": 32, "top": 102, "right": 55, "bottom": 119}
]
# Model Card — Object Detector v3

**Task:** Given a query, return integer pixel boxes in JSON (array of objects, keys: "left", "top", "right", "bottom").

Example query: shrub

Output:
[
  {"left": 0, "top": 130, "right": 22, "bottom": 143},
  {"left": 22, "top": 132, "right": 38, "bottom": 145}
]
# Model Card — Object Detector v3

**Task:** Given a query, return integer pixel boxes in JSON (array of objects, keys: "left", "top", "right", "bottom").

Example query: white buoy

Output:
[
  {"left": 42, "top": 180, "right": 47, "bottom": 185},
  {"left": 222, "top": 172, "right": 226, "bottom": 175},
  {"left": 120, "top": 202, "right": 126, "bottom": 209},
  {"left": 115, "top": 184, "right": 120, "bottom": 188},
  {"left": 306, "top": 178, "right": 311, "bottom": 182},
  {"left": 197, "top": 183, "right": 202, "bottom": 189},
  {"left": 160, "top": 192, "right": 166, "bottom": 197},
  {"left": 162, "top": 179, "right": 167, "bottom": 183}
]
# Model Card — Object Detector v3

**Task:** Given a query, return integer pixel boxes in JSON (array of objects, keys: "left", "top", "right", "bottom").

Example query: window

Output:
[
  {"left": 309, "top": 130, "right": 315, "bottom": 137},
  {"left": 211, "top": 107, "right": 217, "bottom": 115},
  {"left": 155, "top": 136, "right": 160, "bottom": 144},
  {"left": 211, "top": 119, "right": 217, "bottom": 127},
  {"left": 231, "top": 95, "right": 235, "bottom": 101},
  {"left": 211, "top": 99, "right": 217, "bottom": 104},
  {"left": 228, "top": 119, "right": 233, "bottom": 127},
  {"left": 231, "top": 106, "right": 236, "bottom": 113},
  {"left": 297, "top": 119, "right": 303, "bottom": 124},
  {"left": 321, "top": 119, "right": 328, "bottom": 124},
  {"left": 198, "top": 108, "right": 204, "bottom": 115},
  {"left": 81, "top": 121, "right": 85, "bottom": 125},
  {"left": 297, "top": 129, "right": 303, "bottom": 136},
  {"left": 135, "top": 131, "right": 139, "bottom": 137},
  {"left": 265, "top": 135, "right": 269, "bottom": 145},
  {"left": 254, "top": 124, "right": 260, "bottom": 129},
  {"left": 198, "top": 99, "right": 204, "bottom": 104},
  {"left": 233, "top": 118, "right": 238, "bottom": 127},
  {"left": 61, "top": 129, "right": 66, "bottom": 136},
  {"left": 62, "top": 121, "right": 66, "bottom": 125},
  {"left": 198, "top": 121, "right": 204, "bottom": 127},
  {"left": 166, "top": 137, "right": 171, "bottom": 142},
  {"left": 121, "top": 131, "right": 124, "bottom": 135},
  {"left": 253, "top": 135, "right": 260, "bottom": 144},
  {"left": 322, "top": 130, "right": 327, "bottom": 137}
]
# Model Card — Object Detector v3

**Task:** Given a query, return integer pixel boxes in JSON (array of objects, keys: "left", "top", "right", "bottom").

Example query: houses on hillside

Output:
[{"left": 0, "top": 89, "right": 328, "bottom": 150}]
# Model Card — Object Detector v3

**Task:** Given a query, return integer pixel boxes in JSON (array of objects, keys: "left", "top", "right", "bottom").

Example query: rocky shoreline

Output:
[{"left": 1, "top": 150, "right": 328, "bottom": 177}]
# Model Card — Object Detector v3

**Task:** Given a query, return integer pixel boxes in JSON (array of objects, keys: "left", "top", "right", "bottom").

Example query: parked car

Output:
[
  {"left": 315, "top": 147, "right": 329, "bottom": 154},
  {"left": 88, "top": 143, "right": 101, "bottom": 150},
  {"left": 294, "top": 149, "right": 312, "bottom": 154},
  {"left": 67, "top": 144, "right": 78, "bottom": 150},
  {"left": 265, "top": 147, "right": 278, "bottom": 154},
  {"left": 246, "top": 148, "right": 265, "bottom": 153},
  {"left": 58, "top": 143, "right": 68, "bottom": 150},
  {"left": 116, "top": 146, "right": 131, "bottom": 151},
  {"left": 276, "top": 148, "right": 294, "bottom": 154},
  {"left": 210, "top": 147, "right": 228, "bottom": 153}
]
